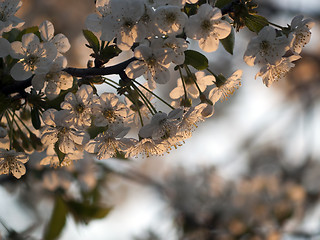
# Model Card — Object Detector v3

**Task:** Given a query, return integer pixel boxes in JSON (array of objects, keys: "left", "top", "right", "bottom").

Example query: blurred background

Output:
[{"left": 1, "top": 0, "right": 320, "bottom": 239}]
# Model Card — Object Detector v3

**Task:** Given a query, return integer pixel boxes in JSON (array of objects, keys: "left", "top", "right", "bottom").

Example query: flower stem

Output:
[
  {"left": 178, "top": 66, "right": 188, "bottom": 101},
  {"left": 268, "top": 21, "right": 284, "bottom": 30},
  {"left": 184, "top": 65, "right": 202, "bottom": 95},
  {"left": 131, "top": 83, "right": 156, "bottom": 115},
  {"left": 132, "top": 79, "right": 174, "bottom": 110}
]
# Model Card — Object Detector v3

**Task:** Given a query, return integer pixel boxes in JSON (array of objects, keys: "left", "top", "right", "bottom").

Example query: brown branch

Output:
[
  {"left": 1, "top": 57, "right": 137, "bottom": 95},
  {"left": 62, "top": 57, "right": 136, "bottom": 77}
]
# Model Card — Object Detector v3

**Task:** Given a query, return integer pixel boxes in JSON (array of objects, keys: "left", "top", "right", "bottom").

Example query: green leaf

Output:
[
  {"left": 87, "top": 126, "right": 108, "bottom": 139},
  {"left": 184, "top": 50, "right": 208, "bottom": 70},
  {"left": 66, "top": 200, "right": 112, "bottom": 224},
  {"left": 100, "top": 45, "right": 122, "bottom": 63},
  {"left": 17, "top": 26, "right": 40, "bottom": 41},
  {"left": 82, "top": 30, "right": 100, "bottom": 54},
  {"left": 2, "top": 28, "right": 21, "bottom": 42},
  {"left": 44, "top": 197, "right": 68, "bottom": 240},
  {"left": 215, "top": 0, "right": 233, "bottom": 8},
  {"left": 29, "top": 132, "right": 43, "bottom": 151},
  {"left": 244, "top": 14, "right": 269, "bottom": 33},
  {"left": 54, "top": 141, "right": 66, "bottom": 165},
  {"left": 220, "top": 27, "right": 235, "bottom": 55},
  {"left": 31, "top": 107, "right": 41, "bottom": 130}
]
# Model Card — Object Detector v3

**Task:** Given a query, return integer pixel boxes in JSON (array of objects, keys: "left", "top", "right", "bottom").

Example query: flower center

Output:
[
  {"left": 5, "top": 154, "right": 15, "bottom": 164},
  {"left": 75, "top": 104, "right": 85, "bottom": 114},
  {"left": 201, "top": 19, "right": 212, "bottom": 32},
  {"left": 259, "top": 40, "right": 271, "bottom": 56},
  {"left": 103, "top": 109, "right": 116, "bottom": 122},
  {"left": 165, "top": 12, "right": 177, "bottom": 24},
  {"left": 146, "top": 55, "right": 157, "bottom": 67},
  {"left": 123, "top": 19, "right": 135, "bottom": 30},
  {"left": 23, "top": 54, "right": 39, "bottom": 70}
]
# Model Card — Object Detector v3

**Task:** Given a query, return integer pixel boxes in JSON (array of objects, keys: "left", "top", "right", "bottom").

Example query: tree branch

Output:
[
  {"left": 1, "top": 57, "right": 137, "bottom": 95},
  {"left": 62, "top": 57, "right": 136, "bottom": 77}
]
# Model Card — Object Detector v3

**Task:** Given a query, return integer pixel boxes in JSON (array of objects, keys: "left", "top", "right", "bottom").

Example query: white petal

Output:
[
  {"left": 32, "top": 74, "right": 46, "bottom": 90},
  {"left": 53, "top": 34, "right": 71, "bottom": 53},
  {"left": 10, "top": 41, "right": 25, "bottom": 59},
  {"left": 10, "top": 62, "right": 32, "bottom": 81},
  {"left": 39, "top": 20, "right": 55, "bottom": 41}
]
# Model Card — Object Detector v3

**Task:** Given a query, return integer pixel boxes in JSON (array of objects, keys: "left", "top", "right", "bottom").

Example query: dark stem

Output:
[
  {"left": 63, "top": 57, "right": 136, "bottom": 77},
  {"left": 1, "top": 57, "right": 137, "bottom": 95},
  {"left": 221, "top": 0, "right": 240, "bottom": 15}
]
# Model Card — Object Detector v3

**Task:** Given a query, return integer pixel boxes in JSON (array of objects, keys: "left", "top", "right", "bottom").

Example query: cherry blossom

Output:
[
  {"left": 10, "top": 33, "right": 57, "bottom": 80},
  {"left": 255, "top": 55, "right": 301, "bottom": 87},
  {"left": 32, "top": 56, "right": 73, "bottom": 100},
  {"left": 61, "top": 84, "right": 94, "bottom": 129},
  {"left": 154, "top": 5, "right": 188, "bottom": 36},
  {"left": 41, "top": 109, "right": 90, "bottom": 154},
  {"left": 289, "top": 15, "right": 315, "bottom": 55},
  {"left": 243, "top": 26, "right": 292, "bottom": 66},
  {"left": 39, "top": 20, "right": 71, "bottom": 54},
  {"left": 208, "top": 70, "right": 243, "bottom": 104},
  {"left": 0, "top": 0, "right": 24, "bottom": 34},
  {"left": 85, "top": 124, "right": 134, "bottom": 160},
  {"left": 93, "top": 93, "right": 128, "bottom": 127},
  {"left": 125, "top": 138, "right": 166, "bottom": 158},
  {"left": 0, "top": 149, "right": 28, "bottom": 179},
  {"left": 185, "top": 4, "right": 231, "bottom": 52},
  {"left": 125, "top": 44, "right": 173, "bottom": 89},
  {"left": 139, "top": 108, "right": 183, "bottom": 141}
]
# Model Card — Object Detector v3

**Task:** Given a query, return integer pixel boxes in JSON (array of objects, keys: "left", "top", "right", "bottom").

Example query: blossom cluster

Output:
[
  {"left": 0, "top": 0, "right": 315, "bottom": 179},
  {"left": 41, "top": 84, "right": 211, "bottom": 160},
  {"left": 244, "top": 16, "right": 315, "bottom": 87}
]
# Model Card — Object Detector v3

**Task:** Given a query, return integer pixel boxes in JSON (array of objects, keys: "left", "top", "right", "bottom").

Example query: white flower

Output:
[
  {"left": 139, "top": 108, "right": 183, "bottom": 140},
  {"left": 125, "top": 138, "right": 166, "bottom": 158},
  {"left": 39, "top": 20, "right": 71, "bottom": 54},
  {"left": 163, "top": 37, "right": 188, "bottom": 65},
  {"left": 41, "top": 109, "right": 90, "bottom": 154},
  {"left": 243, "top": 26, "right": 292, "bottom": 66},
  {"left": 136, "top": 4, "right": 156, "bottom": 40},
  {"left": 101, "top": 0, "right": 145, "bottom": 50},
  {"left": 209, "top": 70, "right": 242, "bottom": 104},
  {"left": 125, "top": 45, "right": 173, "bottom": 89},
  {"left": 185, "top": 4, "right": 231, "bottom": 52},
  {"left": 0, "top": 0, "right": 24, "bottom": 34},
  {"left": 154, "top": 5, "right": 188, "bottom": 36},
  {"left": 61, "top": 84, "right": 94, "bottom": 129},
  {"left": 178, "top": 106, "right": 204, "bottom": 139},
  {"left": 0, "top": 37, "right": 10, "bottom": 57},
  {"left": 255, "top": 55, "right": 301, "bottom": 87},
  {"left": 93, "top": 93, "right": 128, "bottom": 127},
  {"left": 10, "top": 33, "right": 57, "bottom": 80},
  {"left": 32, "top": 56, "right": 73, "bottom": 100},
  {"left": 85, "top": 124, "right": 133, "bottom": 160},
  {"left": 0, "top": 149, "right": 28, "bottom": 179},
  {"left": 85, "top": 0, "right": 112, "bottom": 36},
  {"left": 289, "top": 15, "right": 315, "bottom": 55},
  {"left": 170, "top": 71, "right": 214, "bottom": 99}
]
